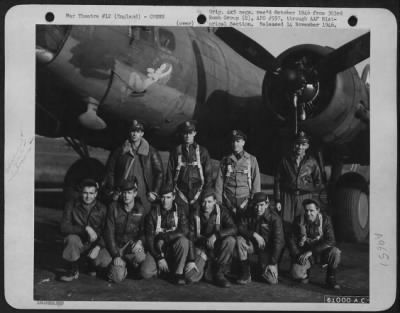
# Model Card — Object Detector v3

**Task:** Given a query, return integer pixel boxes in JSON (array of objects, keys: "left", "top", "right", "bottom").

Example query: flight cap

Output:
[{"left": 231, "top": 129, "right": 247, "bottom": 141}]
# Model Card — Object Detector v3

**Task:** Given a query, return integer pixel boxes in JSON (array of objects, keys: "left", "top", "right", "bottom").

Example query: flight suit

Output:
[
  {"left": 215, "top": 151, "right": 261, "bottom": 218},
  {"left": 166, "top": 143, "right": 213, "bottom": 215},
  {"left": 142, "top": 203, "right": 190, "bottom": 279},
  {"left": 185, "top": 205, "right": 237, "bottom": 284}
]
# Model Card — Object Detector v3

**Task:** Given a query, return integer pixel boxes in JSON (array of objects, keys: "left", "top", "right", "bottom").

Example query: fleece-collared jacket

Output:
[
  {"left": 104, "top": 200, "right": 146, "bottom": 258},
  {"left": 60, "top": 199, "right": 107, "bottom": 246},
  {"left": 238, "top": 208, "right": 285, "bottom": 265},
  {"left": 103, "top": 138, "right": 164, "bottom": 196}
]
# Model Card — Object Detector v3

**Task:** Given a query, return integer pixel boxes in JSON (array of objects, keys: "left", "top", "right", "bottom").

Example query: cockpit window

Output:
[
  {"left": 159, "top": 28, "right": 175, "bottom": 51},
  {"left": 140, "top": 27, "right": 153, "bottom": 41},
  {"left": 130, "top": 26, "right": 154, "bottom": 42}
]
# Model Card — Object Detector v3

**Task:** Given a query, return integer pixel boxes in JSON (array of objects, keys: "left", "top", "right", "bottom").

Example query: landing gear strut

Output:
[{"left": 63, "top": 137, "right": 105, "bottom": 201}]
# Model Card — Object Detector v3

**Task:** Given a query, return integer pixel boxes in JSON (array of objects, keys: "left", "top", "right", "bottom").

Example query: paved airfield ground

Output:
[{"left": 34, "top": 136, "right": 369, "bottom": 302}]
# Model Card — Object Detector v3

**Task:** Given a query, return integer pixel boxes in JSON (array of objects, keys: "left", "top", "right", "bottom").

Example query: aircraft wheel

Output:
[
  {"left": 63, "top": 158, "right": 105, "bottom": 201},
  {"left": 333, "top": 173, "right": 369, "bottom": 243}
]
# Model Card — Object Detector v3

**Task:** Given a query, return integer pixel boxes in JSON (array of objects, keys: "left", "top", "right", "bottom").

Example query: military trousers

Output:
[
  {"left": 141, "top": 236, "right": 190, "bottom": 279},
  {"left": 185, "top": 236, "right": 236, "bottom": 283},
  {"left": 62, "top": 234, "right": 109, "bottom": 268},
  {"left": 290, "top": 246, "right": 341, "bottom": 280},
  {"left": 236, "top": 235, "right": 279, "bottom": 284}
]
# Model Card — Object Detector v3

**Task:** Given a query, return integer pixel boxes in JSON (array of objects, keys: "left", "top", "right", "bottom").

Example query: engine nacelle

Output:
[{"left": 262, "top": 44, "right": 369, "bottom": 145}]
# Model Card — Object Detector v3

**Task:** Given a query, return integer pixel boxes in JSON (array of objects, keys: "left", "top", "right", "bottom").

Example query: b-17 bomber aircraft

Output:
[{"left": 36, "top": 25, "right": 370, "bottom": 243}]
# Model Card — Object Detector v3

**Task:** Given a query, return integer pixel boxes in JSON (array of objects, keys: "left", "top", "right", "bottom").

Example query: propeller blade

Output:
[
  {"left": 317, "top": 32, "right": 370, "bottom": 79},
  {"left": 215, "top": 28, "right": 279, "bottom": 72}
]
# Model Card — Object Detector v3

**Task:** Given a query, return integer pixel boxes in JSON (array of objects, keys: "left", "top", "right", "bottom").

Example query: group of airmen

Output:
[{"left": 59, "top": 119, "right": 341, "bottom": 290}]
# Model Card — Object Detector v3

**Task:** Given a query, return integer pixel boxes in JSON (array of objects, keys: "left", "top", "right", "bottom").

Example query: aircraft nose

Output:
[{"left": 36, "top": 25, "right": 70, "bottom": 63}]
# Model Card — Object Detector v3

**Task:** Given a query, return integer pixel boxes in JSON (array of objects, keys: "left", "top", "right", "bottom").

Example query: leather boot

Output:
[
  {"left": 214, "top": 264, "right": 231, "bottom": 288},
  {"left": 237, "top": 260, "right": 251, "bottom": 285},
  {"left": 60, "top": 261, "right": 79, "bottom": 282},
  {"left": 326, "top": 268, "right": 340, "bottom": 289}
]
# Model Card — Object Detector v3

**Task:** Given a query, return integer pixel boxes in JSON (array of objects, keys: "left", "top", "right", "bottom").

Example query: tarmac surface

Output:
[{"left": 33, "top": 136, "right": 369, "bottom": 303}]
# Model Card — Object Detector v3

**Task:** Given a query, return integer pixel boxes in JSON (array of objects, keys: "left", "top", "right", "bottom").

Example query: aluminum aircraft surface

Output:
[{"left": 36, "top": 25, "right": 370, "bottom": 242}]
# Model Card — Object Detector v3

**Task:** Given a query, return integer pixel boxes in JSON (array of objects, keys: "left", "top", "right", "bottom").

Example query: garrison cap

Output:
[
  {"left": 293, "top": 131, "right": 309, "bottom": 144},
  {"left": 251, "top": 192, "right": 269, "bottom": 206},
  {"left": 231, "top": 129, "right": 247, "bottom": 141},
  {"left": 202, "top": 187, "right": 216, "bottom": 200},
  {"left": 78, "top": 178, "right": 99, "bottom": 191},
  {"left": 118, "top": 178, "right": 138, "bottom": 192},
  {"left": 179, "top": 120, "right": 197, "bottom": 134},
  {"left": 302, "top": 198, "right": 320, "bottom": 208},
  {"left": 160, "top": 184, "right": 175, "bottom": 196},
  {"left": 129, "top": 119, "right": 145, "bottom": 132}
]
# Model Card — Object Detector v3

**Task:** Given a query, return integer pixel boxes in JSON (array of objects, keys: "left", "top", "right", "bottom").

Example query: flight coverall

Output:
[
  {"left": 102, "top": 201, "right": 148, "bottom": 283},
  {"left": 60, "top": 199, "right": 108, "bottom": 269},
  {"left": 166, "top": 143, "right": 213, "bottom": 215},
  {"left": 103, "top": 138, "right": 164, "bottom": 213},
  {"left": 185, "top": 205, "right": 237, "bottom": 283},
  {"left": 142, "top": 203, "right": 190, "bottom": 278},
  {"left": 288, "top": 212, "right": 341, "bottom": 280},
  {"left": 215, "top": 151, "right": 261, "bottom": 218},
  {"left": 274, "top": 153, "right": 322, "bottom": 231},
  {"left": 237, "top": 209, "right": 285, "bottom": 284}
]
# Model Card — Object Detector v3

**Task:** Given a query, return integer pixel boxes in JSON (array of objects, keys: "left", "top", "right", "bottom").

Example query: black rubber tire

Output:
[
  {"left": 63, "top": 158, "right": 105, "bottom": 201},
  {"left": 333, "top": 187, "right": 369, "bottom": 243}
]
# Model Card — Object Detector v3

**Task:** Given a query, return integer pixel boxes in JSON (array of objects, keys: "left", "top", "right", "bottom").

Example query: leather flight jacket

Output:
[
  {"left": 144, "top": 203, "right": 189, "bottom": 260},
  {"left": 104, "top": 201, "right": 146, "bottom": 258},
  {"left": 60, "top": 199, "right": 107, "bottom": 245},
  {"left": 288, "top": 212, "right": 336, "bottom": 258},
  {"left": 187, "top": 205, "right": 237, "bottom": 262},
  {"left": 274, "top": 153, "right": 323, "bottom": 201},
  {"left": 238, "top": 209, "right": 285, "bottom": 265}
]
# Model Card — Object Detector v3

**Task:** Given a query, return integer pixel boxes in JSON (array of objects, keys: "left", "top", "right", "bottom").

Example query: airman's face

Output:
[
  {"left": 183, "top": 131, "right": 196, "bottom": 144},
  {"left": 122, "top": 189, "right": 137, "bottom": 205},
  {"left": 202, "top": 195, "right": 217, "bottom": 214},
  {"left": 161, "top": 192, "right": 175, "bottom": 210},
  {"left": 293, "top": 142, "right": 309, "bottom": 156},
  {"left": 254, "top": 201, "right": 269, "bottom": 216},
  {"left": 130, "top": 129, "right": 144, "bottom": 143},
  {"left": 81, "top": 186, "right": 97, "bottom": 205},
  {"left": 232, "top": 138, "right": 245, "bottom": 153},
  {"left": 304, "top": 203, "right": 320, "bottom": 222}
]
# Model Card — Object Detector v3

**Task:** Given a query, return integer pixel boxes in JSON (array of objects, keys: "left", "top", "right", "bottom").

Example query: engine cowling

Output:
[{"left": 262, "top": 44, "right": 369, "bottom": 145}]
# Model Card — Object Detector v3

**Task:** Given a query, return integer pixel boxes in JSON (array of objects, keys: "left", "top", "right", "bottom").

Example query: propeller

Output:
[
  {"left": 215, "top": 28, "right": 279, "bottom": 73},
  {"left": 316, "top": 32, "right": 370, "bottom": 81},
  {"left": 265, "top": 32, "right": 370, "bottom": 126}
]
